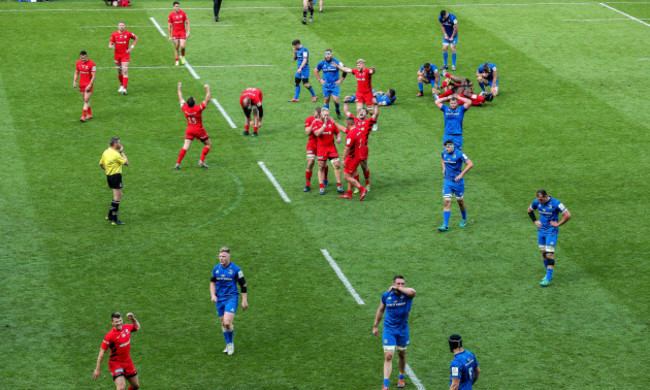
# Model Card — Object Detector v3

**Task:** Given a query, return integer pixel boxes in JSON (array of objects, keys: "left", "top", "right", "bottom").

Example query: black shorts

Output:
[
  {"left": 242, "top": 106, "right": 252, "bottom": 119},
  {"left": 107, "top": 174, "right": 123, "bottom": 189}
]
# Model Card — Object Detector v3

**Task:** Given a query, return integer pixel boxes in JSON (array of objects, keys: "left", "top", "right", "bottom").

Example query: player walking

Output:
[
  {"left": 109, "top": 22, "right": 138, "bottom": 95},
  {"left": 527, "top": 189, "right": 572, "bottom": 287},
  {"left": 93, "top": 312, "right": 141, "bottom": 390},
  {"left": 168, "top": 1, "right": 190, "bottom": 66},
  {"left": 99, "top": 137, "right": 129, "bottom": 225},
  {"left": 290, "top": 39, "right": 317, "bottom": 102},
  {"left": 175, "top": 82, "right": 212, "bottom": 169},
  {"left": 73, "top": 50, "right": 96, "bottom": 122},
  {"left": 314, "top": 49, "right": 346, "bottom": 118},
  {"left": 302, "top": 0, "right": 315, "bottom": 24},
  {"left": 334, "top": 59, "right": 376, "bottom": 115},
  {"left": 438, "top": 140, "right": 473, "bottom": 232},
  {"left": 239, "top": 88, "right": 263, "bottom": 136},
  {"left": 210, "top": 247, "right": 248, "bottom": 356},
  {"left": 373, "top": 276, "right": 417, "bottom": 390}
]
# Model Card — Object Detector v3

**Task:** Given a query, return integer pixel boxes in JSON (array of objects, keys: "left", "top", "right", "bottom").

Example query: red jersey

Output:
[
  {"left": 240, "top": 88, "right": 263, "bottom": 108},
  {"left": 352, "top": 116, "right": 376, "bottom": 160},
  {"left": 344, "top": 128, "right": 364, "bottom": 160},
  {"left": 316, "top": 119, "right": 339, "bottom": 148},
  {"left": 305, "top": 116, "right": 319, "bottom": 143},
  {"left": 181, "top": 102, "right": 206, "bottom": 130},
  {"left": 110, "top": 30, "right": 136, "bottom": 55},
  {"left": 76, "top": 59, "right": 96, "bottom": 86},
  {"left": 100, "top": 324, "right": 137, "bottom": 363},
  {"left": 351, "top": 68, "right": 373, "bottom": 94},
  {"left": 168, "top": 11, "right": 188, "bottom": 33}
]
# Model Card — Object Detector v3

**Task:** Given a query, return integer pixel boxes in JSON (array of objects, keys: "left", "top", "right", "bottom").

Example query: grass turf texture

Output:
[{"left": 1, "top": 0, "right": 649, "bottom": 388}]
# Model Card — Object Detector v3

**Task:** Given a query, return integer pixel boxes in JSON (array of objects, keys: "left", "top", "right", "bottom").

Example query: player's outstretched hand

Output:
[
  {"left": 204, "top": 84, "right": 209, "bottom": 89},
  {"left": 92, "top": 369, "right": 100, "bottom": 380}
]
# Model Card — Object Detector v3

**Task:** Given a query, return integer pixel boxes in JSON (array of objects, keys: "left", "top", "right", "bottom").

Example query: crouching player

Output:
[
  {"left": 240, "top": 87, "right": 263, "bottom": 136},
  {"left": 416, "top": 62, "right": 440, "bottom": 98}
]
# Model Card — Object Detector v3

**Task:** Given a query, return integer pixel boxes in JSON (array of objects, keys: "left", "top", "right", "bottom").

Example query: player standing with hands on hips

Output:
[{"left": 211, "top": 247, "right": 248, "bottom": 356}]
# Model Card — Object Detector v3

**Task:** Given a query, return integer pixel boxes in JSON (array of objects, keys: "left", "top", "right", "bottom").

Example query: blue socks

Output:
[
  {"left": 324, "top": 103, "right": 329, "bottom": 110},
  {"left": 294, "top": 86, "right": 300, "bottom": 99},
  {"left": 223, "top": 330, "right": 234, "bottom": 344},
  {"left": 546, "top": 267, "right": 554, "bottom": 281},
  {"left": 443, "top": 211, "right": 451, "bottom": 227},
  {"left": 460, "top": 208, "right": 467, "bottom": 220},
  {"left": 479, "top": 82, "right": 486, "bottom": 92},
  {"left": 452, "top": 53, "right": 457, "bottom": 67},
  {"left": 383, "top": 379, "right": 389, "bottom": 388},
  {"left": 443, "top": 52, "right": 448, "bottom": 66},
  {"left": 418, "top": 82, "right": 423, "bottom": 92},
  {"left": 399, "top": 374, "right": 405, "bottom": 380},
  {"left": 308, "top": 86, "right": 316, "bottom": 97}
]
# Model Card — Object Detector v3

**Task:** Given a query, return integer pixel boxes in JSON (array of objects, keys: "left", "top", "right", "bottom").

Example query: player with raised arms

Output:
[
  {"left": 313, "top": 108, "right": 344, "bottom": 195},
  {"left": 334, "top": 59, "right": 376, "bottom": 116},
  {"left": 175, "top": 82, "right": 212, "bottom": 169},
  {"left": 93, "top": 312, "right": 141, "bottom": 390},
  {"left": 168, "top": 1, "right": 190, "bottom": 66},
  {"left": 109, "top": 22, "right": 138, "bottom": 95}
]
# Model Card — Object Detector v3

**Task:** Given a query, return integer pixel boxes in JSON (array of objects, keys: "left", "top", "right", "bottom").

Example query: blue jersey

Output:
[
  {"left": 478, "top": 63, "right": 497, "bottom": 81},
  {"left": 420, "top": 64, "right": 438, "bottom": 81},
  {"left": 450, "top": 350, "right": 479, "bottom": 390},
  {"left": 441, "top": 105, "right": 466, "bottom": 136},
  {"left": 381, "top": 291, "right": 413, "bottom": 330},
  {"left": 316, "top": 58, "right": 343, "bottom": 85},
  {"left": 295, "top": 46, "right": 310, "bottom": 71},
  {"left": 376, "top": 93, "right": 396, "bottom": 106},
  {"left": 442, "top": 148, "right": 469, "bottom": 182},
  {"left": 439, "top": 13, "right": 458, "bottom": 37},
  {"left": 530, "top": 197, "right": 567, "bottom": 231},
  {"left": 211, "top": 262, "right": 244, "bottom": 302}
]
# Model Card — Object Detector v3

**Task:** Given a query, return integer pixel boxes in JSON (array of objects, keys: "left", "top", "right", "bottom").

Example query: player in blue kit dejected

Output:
[
  {"left": 416, "top": 62, "right": 440, "bottom": 98},
  {"left": 373, "top": 276, "right": 417, "bottom": 390},
  {"left": 210, "top": 247, "right": 248, "bottom": 355},
  {"left": 439, "top": 10, "right": 459, "bottom": 72},
  {"left": 435, "top": 94, "right": 472, "bottom": 150},
  {"left": 448, "top": 334, "right": 480, "bottom": 390},
  {"left": 438, "top": 140, "right": 473, "bottom": 232},
  {"left": 314, "top": 49, "right": 347, "bottom": 119},
  {"left": 528, "top": 189, "right": 572, "bottom": 287},
  {"left": 476, "top": 62, "right": 499, "bottom": 96},
  {"left": 290, "top": 39, "right": 317, "bottom": 102}
]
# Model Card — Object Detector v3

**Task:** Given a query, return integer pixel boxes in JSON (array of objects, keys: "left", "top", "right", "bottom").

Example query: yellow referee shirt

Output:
[{"left": 99, "top": 148, "right": 126, "bottom": 176}]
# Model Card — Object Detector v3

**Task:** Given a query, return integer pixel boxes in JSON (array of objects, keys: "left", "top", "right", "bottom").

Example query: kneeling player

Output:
[
  {"left": 416, "top": 62, "right": 440, "bottom": 97},
  {"left": 339, "top": 117, "right": 368, "bottom": 200},
  {"left": 175, "top": 82, "right": 212, "bottom": 169},
  {"left": 240, "top": 87, "right": 263, "bottom": 136},
  {"left": 477, "top": 62, "right": 498, "bottom": 96},
  {"left": 313, "top": 108, "right": 344, "bottom": 195},
  {"left": 438, "top": 140, "right": 473, "bottom": 231}
]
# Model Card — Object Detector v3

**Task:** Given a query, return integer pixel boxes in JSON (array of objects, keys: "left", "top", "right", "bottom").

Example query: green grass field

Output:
[{"left": 1, "top": 0, "right": 649, "bottom": 388}]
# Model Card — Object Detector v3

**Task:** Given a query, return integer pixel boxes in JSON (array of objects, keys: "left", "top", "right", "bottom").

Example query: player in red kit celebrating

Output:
[
  {"left": 239, "top": 88, "right": 263, "bottom": 136},
  {"left": 339, "top": 117, "right": 368, "bottom": 200},
  {"left": 304, "top": 106, "right": 330, "bottom": 192},
  {"left": 335, "top": 59, "right": 376, "bottom": 115},
  {"left": 109, "top": 22, "right": 138, "bottom": 95},
  {"left": 175, "top": 82, "right": 212, "bottom": 169},
  {"left": 73, "top": 50, "right": 97, "bottom": 122},
  {"left": 168, "top": 1, "right": 190, "bottom": 66},
  {"left": 93, "top": 312, "right": 141, "bottom": 390},
  {"left": 344, "top": 101, "right": 379, "bottom": 191},
  {"left": 313, "top": 108, "right": 345, "bottom": 195}
]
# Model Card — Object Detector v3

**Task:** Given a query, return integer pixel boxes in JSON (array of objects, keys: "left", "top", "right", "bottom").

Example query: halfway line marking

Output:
[
  {"left": 78, "top": 24, "right": 232, "bottom": 28},
  {"left": 184, "top": 60, "right": 200, "bottom": 80},
  {"left": 211, "top": 98, "right": 237, "bottom": 129},
  {"left": 149, "top": 17, "right": 166, "bottom": 36},
  {"left": 405, "top": 364, "right": 426, "bottom": 390},
  {"left": 563, "top": 17, "right": 649, "bottom": 21},
  {"left": 599, "top": 3, "right": 650, "bottom": 27},
  {"left": 319, "top": 249, "right": 365, "bottom": 305},
  {"left": 258, "top": 162, "right": 291, "bottom": 203}
]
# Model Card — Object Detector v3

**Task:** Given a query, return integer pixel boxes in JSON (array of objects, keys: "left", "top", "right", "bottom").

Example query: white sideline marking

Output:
[
  {"left": 599, "top": 3, "right": 650, "bottom": 27},
  {"left": 319, "top": 249, "right": 365, "bottom": 305},
  {"left": 640, "top": 58, "right": 650, "bottom": 60},
  {"left": 405, "top": 364, "right": 426, "bottom": 390},
  {"left": 184, "top": 60, "right": 200, "bottom": 80},
  {"left": 148, "top": 17, "right": 166, "bottom": 37},
  {"left": 211, "top": 98, "right": 237, "bottom": 129},
  {"left": 258, "top": 162, "right": 291, "bottom": 203},
  {"left": 78, "top": 24, "right": 232, "bottom": 28},
  {"left": 96, "top": 65, "right": 274, "bottom": 69},
  {"left": 564, "top": 17, "right": 650, "bottom": 21}
]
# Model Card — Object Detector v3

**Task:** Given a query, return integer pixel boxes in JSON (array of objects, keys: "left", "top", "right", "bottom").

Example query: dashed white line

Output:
[
  {"left": 599, "top": 3, "right": 650, "bottom": 27},
  {"left": 258, "top": 162, "right": 291, "bottom": 203},
  {"left": 211, "top": 98, "right": 237, "bottom": 129},
  {"left": 148, "top": 17, "right": 166, "bottom": 37},
  {"left": 320, "top": 249, "right": 365, "bottom": 305}
]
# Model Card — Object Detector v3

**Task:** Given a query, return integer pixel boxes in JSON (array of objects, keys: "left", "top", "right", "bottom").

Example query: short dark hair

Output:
[
  {"left": 482, "top": 64, "right": 491, "bottom": 73},
  {"left": 187, "top": 97, "right": 195, "bottom": 108},
  {"left": 387, "top": 88, "right": 395, "bottom": 98},
  {"left": 173, "top": 1, "right": 180, "bottom": 5},
  {"left": 314, "top": 106, "right": 322, "bottom": 115},
  {"left": 449, "top": 97, "right": 458, "bottom": 102},
  {"left": 80, "top": 50, "right": 87, "bottom": 56},
  {"left": 536, "top": 189, "right": 548, "bottom": 197},
  {"left": 449, "top": 334, "right": 462, "bottom": 351},
  {"left": 444, "top": 139, "right": 455, "bottom": 146},
  {"left": 325, "top": 48, "right": 332, "bottom": 53},
  {"left": 440, "top": 10, "right": 448, "bottom": 18},
  {"left": 346, "top": 117, "right": 356, "bottom": 126},
  {"left": 423, "top": 62, "right": 431, "bottom": 69},
  {"left": 110, "top": 137, "right": 120, "bottom": 146},
  {"left": 292, "top": 39, "right": 301, "bottom": 46},
  {"left": 111, "top": 312, "right": 122, "bottom": 320},
  {"left": 393, "top": 275, "right": 405, "bottom": 282}
]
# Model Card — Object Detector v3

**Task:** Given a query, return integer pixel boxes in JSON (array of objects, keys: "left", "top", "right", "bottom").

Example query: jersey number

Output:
[
  {"left": 187, "top": 117, "right": 197, "bottom": 124},
  {"left": 469, "top": 367, "right": 474, "bottom": 381}
]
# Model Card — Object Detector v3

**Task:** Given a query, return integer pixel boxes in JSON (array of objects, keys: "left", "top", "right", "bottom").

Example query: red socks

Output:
[
  {"left": 200, "top": 146, "right": 210, "bottom": 162},
  {"left": 177, "top": 148, "right": 187, "bottom": 164},
  {"left": 87, "top": 106, "right": 92, "bottom": 116},
  {"left": 118, "top": 74, "right": 123, "bottom": 84},
  {"left": 305, "top": 170, "right": 312, "bottom": 186},
  {"left": 123, "top": 77, "right": 129, "bottom": 88},
  {"left": 363, "top": 169, "right": 370, "bottom": 185}
]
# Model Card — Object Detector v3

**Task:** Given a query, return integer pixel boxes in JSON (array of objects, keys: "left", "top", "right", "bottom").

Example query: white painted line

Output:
[
  {"left": 564, "top": 17, "right": 640, "bottom": 21},
  {"left": 184, "top": 60, "right": 200, "bottom": 80},
  {"left": 211, "top": 98, "right": 237, "bottom": 129},
  {"left": 258, "top": 162, "right": 291, "bottom": 203},
  {"left": 640, "top": 58, "right": 650, "bottom": 60},
  {"left": 405, "top": 364, "right": 426, "bottom": 390},
  {"left": 78, "top": 24, "right": 232, "bottom": 28},
  {"left": 149, "top": 17, "right": 166, "bottom": 37},
  {"left": 319, "top": 249, "right": 365, "bottom": 305},
  {"left": 97, "top": 65, "right": 274, "bottom": 69},
  {"left": 600, "top": 3, "right": 650, "bottom": 27}
]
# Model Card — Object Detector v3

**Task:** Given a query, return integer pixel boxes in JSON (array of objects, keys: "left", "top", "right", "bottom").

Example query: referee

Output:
[{"left": 99, "top": 137, "right": 129, "bottom": 225}]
